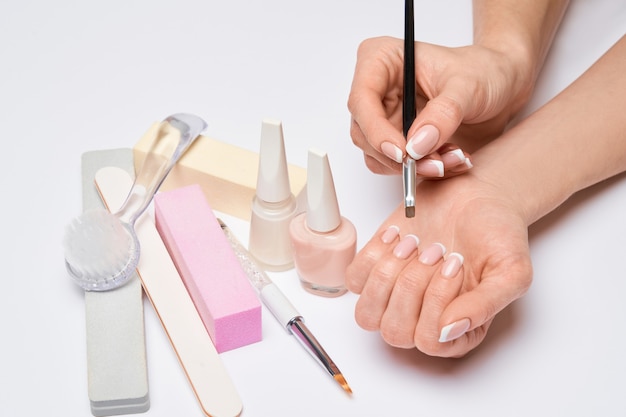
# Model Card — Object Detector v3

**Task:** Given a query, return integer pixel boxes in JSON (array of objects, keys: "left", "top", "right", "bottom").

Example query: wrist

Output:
[
  {"left": 463, "top": 33, "right": 626, "bottom": 228},
  {"left": 468, "top": 128, "right": 575, "bottom": 227},
  {"left": 487, "top": 44, "right": 536, "bottom": 116},
  {"left": 472, "top": 0, "right": 570, "bottom": 113},
  {"left": 474, "top": 28, "right": 543, "bottom": 114}
]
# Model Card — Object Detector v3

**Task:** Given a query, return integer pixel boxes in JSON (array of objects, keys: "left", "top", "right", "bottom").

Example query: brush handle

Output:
[
  {"left": 218, "top": 219, "right": 301, "bottom": 328},
  {"left": 115, "top": 113, "right": 207, "bottom": 224},
  {"left": 403, "top": 0, "right": 416, "bottom": 137},
  {"left": 402, "top": 0, "right": 417, "bottom": 217},
  {"left": 219, "top": 219, "right": 273, "bottom": 291}
]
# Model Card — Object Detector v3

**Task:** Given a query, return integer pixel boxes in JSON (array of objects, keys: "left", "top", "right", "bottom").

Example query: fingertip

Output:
[
  {"left": 406, "top": 124, "right": 440, "bottom": 160},
  {"left": 449, "top": 155, "right": 473, "bottom": 174},
  {"left": 418, "top": 242, "right": 446, "bottom": 265},
  {"left": 440, "top": 148, "right": 466, "bottom": 167},
  {"left": 441, "top": 252, "right": 464, "bottom": 278},
  {"left": 354, "top": 300, "right": 382, "bottom": 331},
  {"left": 381, "top": 141, "right": 404, "bottom": 164},
  {"left": 345, "top": 260, "right": 366, "bottom": 294},
  {"left": 436, "top": 290, "right": 507, "bottom": 348},
  {"left": 415, "top": 158, "right": 444, "bottom": 177},
  {"left": 364, "top": 154, "right": 399, "bottom": 175},
  {"left": 380, "top": 225, "right": 400, "bottom": 244},
  {"left": 438, "top": 318, "right": 471, "bottom": 343},
  {"left": 407, "top": 92, "right": 468, "bottom": 157}
]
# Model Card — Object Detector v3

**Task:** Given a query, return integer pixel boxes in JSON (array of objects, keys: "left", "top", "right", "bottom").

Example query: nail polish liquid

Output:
[
  {"left": 248, "top": 119, "right": 297, "bottom": 271},
  {"left": 289, "top": 149, "right": 356, "bottom": 297}
]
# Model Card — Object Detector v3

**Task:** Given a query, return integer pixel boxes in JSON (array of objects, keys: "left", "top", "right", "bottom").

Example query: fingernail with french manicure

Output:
[
  {"left": 393, "top": 234, "right": 419, "bottom": 259},
  {"left": 407, "top": 125, "right": 440, "bottom": 160},
  {"left": 441, "top": 252, "right": 464, "bottom": 278},
  {"left": 441, "top": 148, "right": 466, "bottom": 166},
  {"left": 418, "top": 243, "right": 446, "bottom": 265},
  {"left": 450, "top": 157, "right": 473, "bottom": 173},
  {"left": 439, "top": 318, "right": 471, "bottom": 343},
  {"left": 381, "top": 225, "right": 400, "bottom": 243},
  {"left": 381, "top": 142, "right": 404, "bottom": 164},
  {"left": 415, "top": 159, "right": 444, "bottom": 177}
]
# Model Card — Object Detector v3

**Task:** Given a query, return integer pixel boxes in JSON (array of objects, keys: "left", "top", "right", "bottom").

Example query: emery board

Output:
[
  {"left": 81, "top": 149, "right": 149, "bottom": 416},
  {"left": 95, "top": 166, "right": 243, "bottom": 417}
]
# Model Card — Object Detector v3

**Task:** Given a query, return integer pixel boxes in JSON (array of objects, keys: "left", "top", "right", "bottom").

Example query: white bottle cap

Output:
[
  {"left": 255, "top": 119, "right": 292, "bottom": 203},
  {"left": 306, "top": 148, "right": 341, "bottom": 233}
]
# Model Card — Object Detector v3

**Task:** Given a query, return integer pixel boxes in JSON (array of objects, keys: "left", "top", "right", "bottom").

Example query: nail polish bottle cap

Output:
[
  {"left": 256, "top": 119, "right": 292, "bottom": 203},
  {"left": 306, "top": 148, "right": 341, "bottom": 233}
]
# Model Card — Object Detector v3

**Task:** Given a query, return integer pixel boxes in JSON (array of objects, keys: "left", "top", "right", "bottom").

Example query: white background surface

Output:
[{"left": 2, "top": 1, "right": 626, "bottom": 416}]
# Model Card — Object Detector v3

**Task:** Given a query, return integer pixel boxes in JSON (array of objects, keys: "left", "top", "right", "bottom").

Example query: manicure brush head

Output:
[
  {"left": 62, "top": 112, "right": 207, "bottom": 291},
  {"left": 63, "top": 208, "right": 140, "bottom": 291}
]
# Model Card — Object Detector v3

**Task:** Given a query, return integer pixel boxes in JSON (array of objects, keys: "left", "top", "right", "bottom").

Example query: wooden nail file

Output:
[
  {"left": 81, "top": 149, "right": 149, "bottom": 416},
  {"left": 95, "top": 166, "right": 243, "bottom": 417}
]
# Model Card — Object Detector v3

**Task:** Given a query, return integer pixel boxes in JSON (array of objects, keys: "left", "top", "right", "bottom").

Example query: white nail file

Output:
[
  {"left": 81, "top": 149, "right": 149, "bottom": 416},
  {"left": 95, "top": 166, "right": 243, "bottom": 417}
]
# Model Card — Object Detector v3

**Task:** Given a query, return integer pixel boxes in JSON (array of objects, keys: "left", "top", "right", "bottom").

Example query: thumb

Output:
[{"left": 438, "top": 263, "right": 532, "bottom": 345}]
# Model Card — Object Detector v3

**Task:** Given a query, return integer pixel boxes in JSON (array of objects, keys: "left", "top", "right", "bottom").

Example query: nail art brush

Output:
[
  {"left": 403, "top": 0, "right": 417, "bottom": 218},
  {"left": 218, "top": 219, "right": 352, "bottom": 394}
]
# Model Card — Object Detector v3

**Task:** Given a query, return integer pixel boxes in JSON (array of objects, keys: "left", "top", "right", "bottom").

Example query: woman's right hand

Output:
[{"left": 347, "top": 37, "right": 533, "bottom": 176}]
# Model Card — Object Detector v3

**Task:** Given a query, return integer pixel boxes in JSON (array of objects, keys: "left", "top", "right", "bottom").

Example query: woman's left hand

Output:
[{"left": 346, "top": 174, "right": 532, "bottom": 357}]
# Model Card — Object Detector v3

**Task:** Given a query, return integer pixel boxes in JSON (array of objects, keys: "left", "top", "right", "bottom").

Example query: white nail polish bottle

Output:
[
  {"left": 289, "top": 149, "right": 357, "bottom": 297},
  {"left": 248, "top": 119, "right": 297, "bottom": 271}
]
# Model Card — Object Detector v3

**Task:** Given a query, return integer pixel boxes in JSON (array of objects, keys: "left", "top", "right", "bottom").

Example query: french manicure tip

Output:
[
  {"left": 418, "top": 242, "right": 446, "bottom": 265},
  {"left": 393, "top": 234, "right": 420, "bottom": 259},
  {"left": 439, "top": 318, "right": 471, "bottom": 343},
  {"left": 381, "top": 225, "right": 400, "bottom": 243},
  {"left": 434, "top": 243, "right": 447, "bottom": 255},
  {"left": 407, "top": 149, "right": 425, "bottom": 161},
  {"left": 450, "top": 252, "right": 464, "bottom": 263},
  {"left": 442, "top": 252, "right": 464, "bottom": 278},
  {"left": 381, "top": 142, "right": 404, "bottom": 163},
  {"left": 406, "top": 234, "right": 420, "bottom": 246},
  {"left": 448, "top": 148, "right": 466, "bottom": 162},
  {"left": 434, "top": 160, "right": 444, "bottom": 177}
]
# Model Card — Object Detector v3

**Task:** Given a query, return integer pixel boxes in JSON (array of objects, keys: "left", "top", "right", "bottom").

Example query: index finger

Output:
[{"left": 348, "top": 38, "right": 407, "bottom": 157}]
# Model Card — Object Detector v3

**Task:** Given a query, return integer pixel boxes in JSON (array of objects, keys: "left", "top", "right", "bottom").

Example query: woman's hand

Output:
[
  {"left": 348, "top": 37, "right": 532, "bottom": 177},
  {"left": 346, "top": 174, "right": 533, "bottom": 357}
]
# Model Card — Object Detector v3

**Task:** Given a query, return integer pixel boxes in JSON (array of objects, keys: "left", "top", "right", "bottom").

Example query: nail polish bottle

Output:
[
  {"left": 289, "top": 149, "right": 357, "bottom": 297},
  {"left": 248, "top": 119, "right": 297, "bottom": 271}
]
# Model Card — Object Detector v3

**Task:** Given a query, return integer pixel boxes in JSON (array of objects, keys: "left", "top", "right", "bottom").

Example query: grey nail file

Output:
[{"left": 81, "top": 149, "right": 149, "bottom": 416}]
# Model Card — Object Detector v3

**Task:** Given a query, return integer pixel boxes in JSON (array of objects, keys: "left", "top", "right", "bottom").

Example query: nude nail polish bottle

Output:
[
  {"left": 289, "top": 148, "right": 356, "bottom": 297},
  {"left": 248, "top": 119, "right": 297, "bottom": 271}
]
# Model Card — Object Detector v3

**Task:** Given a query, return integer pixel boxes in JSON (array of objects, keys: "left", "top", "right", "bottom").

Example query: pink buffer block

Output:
[{"left": 154, "top": 184, "right": 262, "bottom": 352}]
